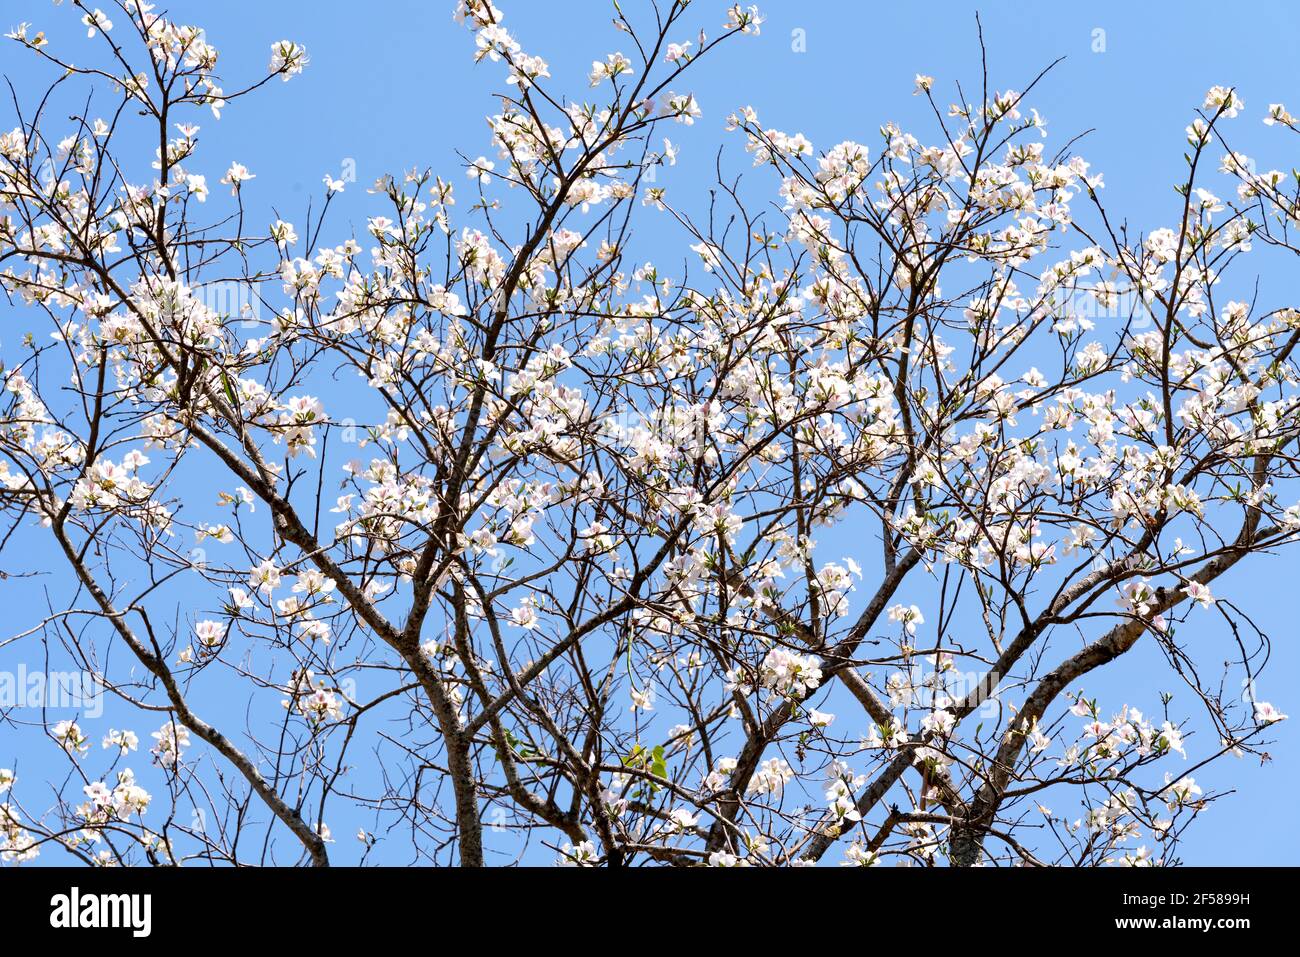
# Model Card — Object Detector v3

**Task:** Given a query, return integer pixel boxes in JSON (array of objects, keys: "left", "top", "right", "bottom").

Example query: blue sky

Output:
[{"left": 2, "top": 0, "right": 1298, "bottom": 865}]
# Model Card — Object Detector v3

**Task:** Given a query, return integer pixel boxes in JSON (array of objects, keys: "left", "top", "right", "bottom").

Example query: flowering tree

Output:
[{"left": 0, "top": 0, "right": 1295, "bottom": 868}]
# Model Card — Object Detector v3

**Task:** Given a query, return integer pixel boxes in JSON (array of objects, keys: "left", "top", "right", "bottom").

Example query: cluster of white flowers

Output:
[
  {"left": 79, "top": 769, "right": 152, "bottom": 825},
  {"left": 283, "top": 669, "right": 344, "bottom": 725},
  {"left": 754, "top": 648, "right": 823, "bottom": 699},
  {"left": 150, "top": 721, "right": 191, "bottom": 769}
]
